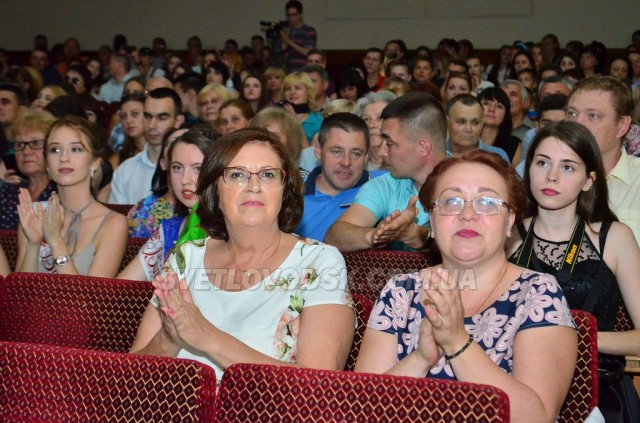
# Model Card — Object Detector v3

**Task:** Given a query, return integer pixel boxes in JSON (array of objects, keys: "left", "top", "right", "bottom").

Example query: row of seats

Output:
[
  {"left": 0, "top": 271, "right": 597, "bottom": 422},
  {"left": 0, "top": 340, "right": 512, "bottom": 422}
]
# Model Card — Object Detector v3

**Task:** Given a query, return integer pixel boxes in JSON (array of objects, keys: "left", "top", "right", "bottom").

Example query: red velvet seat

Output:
[
  {"left": 104, "top": 203, "right": 134, "bottom": 216},
  {"left": 345, "top": 293, "right": 373, "bottom": 371},
  {"left": 0, "top": 272, "right": 153, "bottom": 353},
  {"left": 216, "top": 363, "right": 510, "bottom": 422},
  {"left": 343, "top": 250, "right": 433, "bottom": 303},
  {"left": 559, "top": 310, "right": 599, "bottom": 422},
  {"left": 0, "top": 229, "right": 18, "bottom": 272},
  {"left": 0, "top": 341, "right": 216, "bottom": 422},
  {"left": 0, "top": 230, "right": 145, "bottom": 273}
]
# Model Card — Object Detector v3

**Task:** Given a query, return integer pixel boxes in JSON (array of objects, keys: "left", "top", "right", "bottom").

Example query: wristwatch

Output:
[{"left": 55, "top": 254, "right": 70, "bottom": 266}]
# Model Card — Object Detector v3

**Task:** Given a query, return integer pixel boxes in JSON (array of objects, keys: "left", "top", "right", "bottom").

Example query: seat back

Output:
[
  {"left": 104, "top": 203, "right": 134, "bottom": 216},
  {"left": 345, "top": 293, "right": 373, "bottom": 371},
  {"left": 121, "top": 236, "right": 148, "bottom": 272},
  {"left": 0, "top": 272, "right": 153, "bottom": 352},
  {"left": 0, "top": 230, "right": 18, "bottom": 271},
  {"left": 0, "top": 341, "right": 216, "bottom": 422},
  {"left": 343, "top": 250, "right": 432, "bottom": 302},
  {"left": 216, "top": 363, "right": 510, "bottom": 422},
  {"left": 559, "top": 309, "right": 599, "bottom": 422}
]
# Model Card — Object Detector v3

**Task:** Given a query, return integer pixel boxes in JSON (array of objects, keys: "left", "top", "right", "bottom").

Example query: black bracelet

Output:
[{"left": 444, "top": 335, "right": 473, "bottom": 361}]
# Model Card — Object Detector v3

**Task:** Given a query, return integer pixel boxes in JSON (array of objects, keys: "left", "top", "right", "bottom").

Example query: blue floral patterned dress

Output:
[{"left": 367, "top": 269, "right": 575, "bottom": 379}]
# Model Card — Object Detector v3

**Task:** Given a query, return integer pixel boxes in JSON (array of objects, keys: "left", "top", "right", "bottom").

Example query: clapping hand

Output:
[
  {"left": 42, "top": 192, "right": 65, "bottom": 246},
  {"left": 16, "top": 188, "right": 44, "bottom": 244},
  {"left": 153, "top": 270, "right": 212, "bottom": 352},
  {"left": 421, "top": 267, "right": 469, "bottom": 354},
  {"left": 372, "top": 196, "right": 420, "bottom": 246}
]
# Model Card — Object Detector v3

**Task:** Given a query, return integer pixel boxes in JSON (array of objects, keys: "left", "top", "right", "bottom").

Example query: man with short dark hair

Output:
[
  {"left": 0, "top": 84, "right": 28, "bottom": 171},
  {"left": 29, "top": 48, "right": 61, "bottom": 85},
  {"left": 325, "top": 92, "right": 447, "bottom": 251},
  {"left": 138, "top": 47, "right": 165, "bottom": 78},
  {"left": 109, "top": 88, "right": 184, "bottom": 204},
  {"left": 297, "top": 113, "right": 384, "bottom": 240},
  {"left": 515, "top": 93, "right": 568, "bottom": 176},
  {"left": 280, "top": 0, "right": 317, "bottom": 72},
  {"left": 363, "top": 48, "right": 385, "bottom": 92},
  {"left": 99, "top": 53, "right": 136, "bottom": 103},
  {"left": 302, "top": 64, "right": 330, "bottom": 111},
  {"left": 173, "top": 72, "right": 205, "bottom": 125}
]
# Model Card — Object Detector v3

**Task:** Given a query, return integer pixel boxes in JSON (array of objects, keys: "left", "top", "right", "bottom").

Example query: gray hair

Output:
[
  {"left": 501, "top": 79, "right": 529, "bottom": 103},
  {"left": 355, "top": 90, "right": 397, "bottom": 116}
]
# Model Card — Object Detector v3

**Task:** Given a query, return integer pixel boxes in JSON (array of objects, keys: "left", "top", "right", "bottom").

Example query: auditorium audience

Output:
[
  {"left": 281, "top": 71, "right": 322, "bottom": 144},
  {"left": 31, "top": 85, "right": 66, "bottom": 111},
  {"left": 129, "top": 128, "right": 355, "bottom": 380},
  {"left": 16, "top": 116, "right": 127, "bottom": 277}
]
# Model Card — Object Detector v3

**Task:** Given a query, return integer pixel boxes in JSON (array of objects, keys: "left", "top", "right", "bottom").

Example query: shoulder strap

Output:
[
  {"left": 513, "top": 217, "right": 537, "bottom": 267},
  {"left": 598, "top": 220, "right": 613, "bottom": 255},
  {"left": 90, "top": 211, "right": 115, "bottom": 244}
]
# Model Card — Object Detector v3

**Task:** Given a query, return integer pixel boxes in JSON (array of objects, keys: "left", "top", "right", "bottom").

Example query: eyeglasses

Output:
[
  {"left": 12, "top": 139, "right": 45, "bottom": 151},
  {"left": 431, "top": 196, "right": 510, "bottom": 216},
  {"left": 66, "top": 76, "right": 81, "bottom": 86},
  {"left": 222, "top": 167, "right": 286, "bottom": 189}
]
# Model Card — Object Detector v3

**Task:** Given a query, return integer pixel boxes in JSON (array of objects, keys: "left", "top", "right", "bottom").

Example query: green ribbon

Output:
[{"left": 177, "top": 202, "right": 207, "bottom": 245}]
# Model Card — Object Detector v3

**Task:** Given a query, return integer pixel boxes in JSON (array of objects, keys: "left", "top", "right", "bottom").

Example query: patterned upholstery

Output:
[
  {"left": 0, "top": 230, "right": 18, "bottom": 272},
  {"left": 559, "top": 310, "right": 598, "bottom": 423},
  {"left": 216, "top": 363, "right": 510, "bottom": 422},
  {"left": 615, "top": 301, "right": 634, "bottom": 333},
  {"left": 122, "top": 237, "right": 148, "bottom": 272},
  {"left": 343, "top": 250, "right": 434, "bottom": 303},
  {"left": 0, "top": 230, "right": 146, "bottom": 273},
  {"left": 104, "top": 203, "right": 134, "bottom": 216},
  {"left": 0, "top": 272, "right": 153, "bottom": 352},
  {"left": 345, "top": 293, "right": 373, "bottom": 372},
  {"left": 0, "top": 341, "right": 217, "bottom": 422}
]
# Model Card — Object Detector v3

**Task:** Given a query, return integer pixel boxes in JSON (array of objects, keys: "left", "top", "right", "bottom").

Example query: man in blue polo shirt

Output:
[
  {"left": 325, "top": 92, "right": 447, "bottom": 252},
  {"left": 296, "top": 113, "right": 384, "bottom": 240}
]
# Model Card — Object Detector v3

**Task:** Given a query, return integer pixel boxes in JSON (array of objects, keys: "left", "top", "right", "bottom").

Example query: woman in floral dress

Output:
[
  {"left": 130, "top": 128, "right": 354, "bottom": 380},
  {"left": 355, "top": 150, "right": 577, "bottom": 422}
]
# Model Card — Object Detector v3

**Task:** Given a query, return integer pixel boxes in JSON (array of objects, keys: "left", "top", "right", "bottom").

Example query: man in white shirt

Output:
[{"left": 566, "top": 76, "right": 639, "bottom": 244}]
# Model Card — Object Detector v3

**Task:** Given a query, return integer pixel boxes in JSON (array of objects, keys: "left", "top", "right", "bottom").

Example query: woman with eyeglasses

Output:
[
  {"left": 356, "top": 150, "right": 577, "bottom": 422},
  {"left": 0, "top": 110, "right": 57, "bottom": 230},
  {"left": 118, "top": 126, "right": 215, "bottom": 280},
  {"left": 130, "top": 128, "right": 355, "bottom": 381},
  {"left": 15, "top": 116, "right": 127, "bottom": 277},
  {"left": 508, "top": 121, "right": 640, "bottom": 421}
]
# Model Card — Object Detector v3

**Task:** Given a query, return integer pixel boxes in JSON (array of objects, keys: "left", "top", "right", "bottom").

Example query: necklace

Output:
[
  {"left": 62, "top": 198, "right": 95, "bottom": 255},
  {"left": 226, "top": 234, "right": 282, "bottom": 278},
  {"left": 472, "top": 264, "right": 509, "bottom": 315}
]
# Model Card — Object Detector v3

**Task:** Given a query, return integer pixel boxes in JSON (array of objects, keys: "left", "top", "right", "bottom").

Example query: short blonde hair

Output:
[
  {"left": 281, "top": 71, "right": 317, "bottom": 111},
  {"left": 197, "top": 83, "right": 232, "bottom": 105},
  {"left": 250, "top": 106, "right": 305, "bottom": 162},
  {"left": 10, "top": 109, "right": 56, "bottom": 139},
  {"left": 264, "top": 66, "right": 286, "bottom": 80},
  {"left": 323, "top": 99, "right": 356, "bottom": 117}
]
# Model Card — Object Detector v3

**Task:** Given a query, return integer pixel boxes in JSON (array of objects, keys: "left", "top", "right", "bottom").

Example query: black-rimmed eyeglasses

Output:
[{"left": 12, "top": 139, "right": 45, "bottom": 151}]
